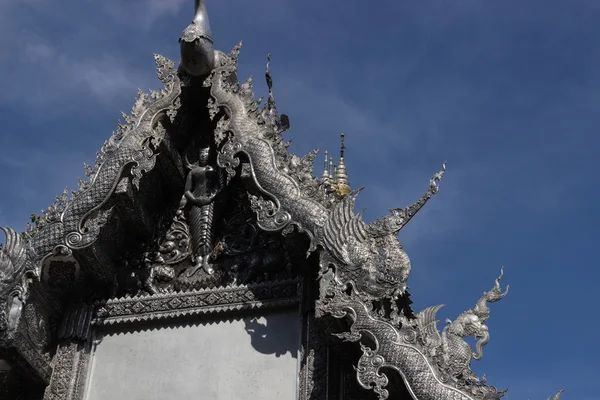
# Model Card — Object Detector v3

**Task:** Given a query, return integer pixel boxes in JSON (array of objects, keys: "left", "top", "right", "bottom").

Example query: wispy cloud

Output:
[
  {"left": 100, "top": 0, "right": 188, "bottom": 29},
  {"left": 1, "top": 32, "right": 144, "bottom": 112}
]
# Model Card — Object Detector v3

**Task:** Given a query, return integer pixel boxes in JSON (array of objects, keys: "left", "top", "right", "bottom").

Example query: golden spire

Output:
[{"left": 335, "top": 133, "right": 351, "bottom": 196}]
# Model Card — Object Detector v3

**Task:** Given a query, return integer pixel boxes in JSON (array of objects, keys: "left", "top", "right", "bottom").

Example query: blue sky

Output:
[{"left": 0, "top": 0, "right": 598, "bottom": 398}]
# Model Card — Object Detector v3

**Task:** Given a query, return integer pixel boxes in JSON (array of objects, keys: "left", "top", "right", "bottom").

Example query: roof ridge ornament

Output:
[
  {"left": 549, "top": 390, "right": 564, "bottom": 400},
  {"left": 0, "top": 14, "right": 564, "bottom": 398},
  {"left": 179, "top": 0, "right": 215, "bottom": 77},
  {"left": 321, "top": 151, "right": 331, "bottom": 182},
  {"left": 334, "top": 133, "right": 351, "bottom": 196},
  {"left": 0, "top": 227, "right": 33, "bottom": 333},
  {"left": 366, "top": 162, "right": 446, "bottom": 237},
  {"left": 262, "top": 54, "right": 290, "bottom": 133}
]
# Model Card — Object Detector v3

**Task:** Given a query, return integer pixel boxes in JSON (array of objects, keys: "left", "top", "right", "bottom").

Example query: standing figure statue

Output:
[{"left": 183, "top": 146, "right": 224, "bottom": 277}]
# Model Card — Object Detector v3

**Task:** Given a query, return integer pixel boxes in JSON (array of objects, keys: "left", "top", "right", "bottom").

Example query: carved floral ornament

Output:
[{"left": 0, "top": 1, "right": 564, "bottom": 399}]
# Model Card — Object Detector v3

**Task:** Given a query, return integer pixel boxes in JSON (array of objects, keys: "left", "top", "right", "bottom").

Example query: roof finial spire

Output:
[
  {"left": 335, "top": 133, "right": 351, "bottom": 196},
  {"left": 179, "top": 0, "right": 215, "bottom": 77},
  {"left": 321, "top": 151, "right": 330, "bottom": 182},
  {"left": 329, "top": 158, "right": 334, "bottom": 180}
]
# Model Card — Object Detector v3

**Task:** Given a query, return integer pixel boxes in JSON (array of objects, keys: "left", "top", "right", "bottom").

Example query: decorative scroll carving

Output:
[
  {"left": 314, "top": 271, "right": 515, "bottom": 400},
  {"left": 319, "top": 290, "right": 489, "bottom": 400},
  {"left": 114, "top": 204, "right": 190, "bottom": 295},
  {"left": 203, "top": 44, "right": 562, "bottom": 399},
  {"left": 111, "top": 176, "right": 300, "bottom": 296},
  {"left": 0, "top": 228, "right": 36, "bottom": 337},
  {"left": 1, "top": 14, "right": 564, "bottom": 399},
  {"left": 11, "top": 329, "right": 52, "bottom": 384},
  {"left": 29, "top": 54, "right": 182, "bottom": 261},
  {"left": 249, "top": 194, "right": 292, "bottom": 232},
  {"left": 43, "top": 340, "right": 90, "bottom": 400},
  {"left": 208, "top": 45, "right": 329, "bottom": 243},
  {"left": 157, "top": 208, "right": 190, "bottom": 266},
  {"left": 94, "top": 279, "right": 300, "bottom": 326}
]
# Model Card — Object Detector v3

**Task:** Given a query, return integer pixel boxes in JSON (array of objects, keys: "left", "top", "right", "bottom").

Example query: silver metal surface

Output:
[
  {"left": 179, "top": 0, "right": 215, "bottom": 76},
  {"left": 0, "top": 2, "right": 564, "bottom": 399}
]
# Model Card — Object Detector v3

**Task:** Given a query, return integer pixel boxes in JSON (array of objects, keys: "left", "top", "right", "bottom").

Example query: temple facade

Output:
[{"left": 0, "top": 2, "right": 563, "bottom": 399}]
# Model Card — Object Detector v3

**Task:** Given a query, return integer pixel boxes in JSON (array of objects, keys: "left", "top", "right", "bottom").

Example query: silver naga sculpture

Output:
[
  {"left": 201, "top": 42, "right": 564, "bottom": 399},
  {"left": 415, "top": 269, "right": 509, "bottom": 386},
  {"left": 0, "top": 1, "right": 565, "bottom": 399},
  {"left": 0, "top": 228, "right": 33, "bottom": 334},
  {"left": 320, "top": 164, "right": 445, "bottom": 301}
]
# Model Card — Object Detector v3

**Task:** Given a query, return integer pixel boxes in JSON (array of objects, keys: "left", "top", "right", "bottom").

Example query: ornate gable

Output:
[{"left": 0, "top": 2, "right": 563, "bottom": 399}]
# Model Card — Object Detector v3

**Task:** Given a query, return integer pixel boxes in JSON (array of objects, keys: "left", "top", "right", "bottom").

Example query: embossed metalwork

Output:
[
  {"left": 201, "top": 43, "right": 561, "bottom": 399},
  {"left": 413, "top": 270, "right": 509, "bottom": 396},
  {"left": 30, "top": 54, "right": 181, "bottom": 262},
  {"left": 0, "top": 3, "right": 564, "bottom": 399},
  {"left": 183, "top": 145, "right": 225, "bottom": 276},
  {"left": 0, "top": 228, "right": 32, "bottom": 334},
  {"left": 549, "top": 391, "right": 564, "bottom": 400},
  {"left": 58, "top": 305, "right": 94, "bottom": 341},
  {"left": 208, "top": 47, "right": 328, "bottom": 242},
  {"left": 94, "top": 279, "right": 300, "bottom": 326},
  {"left": 43, "top": 340, "right": 90, "bottom": 400},
  {"left": 179, "top": 0, "right": 215, "bottom": 77}
]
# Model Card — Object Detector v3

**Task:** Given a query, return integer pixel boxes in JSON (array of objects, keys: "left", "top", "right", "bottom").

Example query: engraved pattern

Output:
[
  {"left": 0, "top": 227, "right": 32, "bottom": 334},
  {"left": 208, "top": 46, "right": 329, "bottom": 242},
  {"left": 320, "top": 293, "right": 477, "bottom": 400},
  {"left": 13, "top": 329, "right": 52, "bottom": 384},
  {"left": 414, "top": 270, "right": 509, "bottom": 390},
  {"left": 30, "top": 55, "right": 181, "bottom": 259},
  {"left": 203, "top": 44, "right": 555, "bottom": 399},
  {"left": 95, "top": 279, "right": 300, "bottom": 326},
  {"left": 0, "top": 8, "right": 563, "bottom": 398},
  {"left": 43, "top": 340, "right": 89, "bottom": 400}
]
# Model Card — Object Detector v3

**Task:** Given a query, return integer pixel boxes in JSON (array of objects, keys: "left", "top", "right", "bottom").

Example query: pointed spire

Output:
[
  {"left": 335, "top": 133, "right": 351, "bottom": 196},
  {"left": 329, "top": 158, "right": 334, "bottom": 180},
  {"left": 265, "top": 54, "right": 276, "bottom": 117},
  {"left": 262, "top": 54, "right": 290, "bottom": 132},
  {"left": 321, "top": 151, "right": 331, "bottom": 182},
  {"left": 179, "top": 0, "right": 215, "bottom": 77}
]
